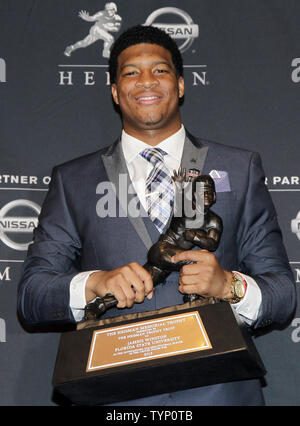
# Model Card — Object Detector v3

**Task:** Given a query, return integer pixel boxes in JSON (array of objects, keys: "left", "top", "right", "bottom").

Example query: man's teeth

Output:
[{"left": 138, "top": 96, "right": 159, "bottom": 100}]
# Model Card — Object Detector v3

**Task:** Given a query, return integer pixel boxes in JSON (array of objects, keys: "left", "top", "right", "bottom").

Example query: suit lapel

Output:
[
  {"left": 181, "top": 134, "right": 209, "bottom": 173},
  {"left": 101, "top": 139, "right": 153, "bottom": 250}
]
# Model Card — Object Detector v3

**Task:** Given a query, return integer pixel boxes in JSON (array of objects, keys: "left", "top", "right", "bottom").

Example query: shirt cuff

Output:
[
  {"left": 230, "top": 271, "right": 262, "bottom": 326},
  {"left": 69, "top": 270, "right": 100, "bottom": 322}
]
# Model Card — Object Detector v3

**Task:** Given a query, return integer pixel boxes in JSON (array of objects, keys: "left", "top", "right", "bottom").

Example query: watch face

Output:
[{"left": 235, "top": 281, "right": 245, "bottom": 298}]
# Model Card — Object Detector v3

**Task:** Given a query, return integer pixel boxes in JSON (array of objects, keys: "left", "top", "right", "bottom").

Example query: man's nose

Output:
[{"left": 135, "top": 70, "right": 158, "bottom": 89}]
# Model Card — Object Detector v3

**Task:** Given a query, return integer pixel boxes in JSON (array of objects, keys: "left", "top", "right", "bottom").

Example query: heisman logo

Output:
[
  {"left": 291, "top": 211, "right": 300, "bottom": 241},
  {"left": 144, "top": 7, "right": 199, "bottom": 53},
  {"left": 64, "top": 2, "right": 122, "bottom": 59},
  {"left": 59, "top": 5, "right": 207, "bottom": 87},
  {"left": 0, "top": 199, "right": 40, "bottom": 251}
]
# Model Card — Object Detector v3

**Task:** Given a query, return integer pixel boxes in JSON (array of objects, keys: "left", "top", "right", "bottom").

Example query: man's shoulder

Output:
[
  {"left": 191, "top": 133, "right": 254, "bottom": 155},
  {"left": 188, "top": 132, "right": 258, "bottom": 163}
]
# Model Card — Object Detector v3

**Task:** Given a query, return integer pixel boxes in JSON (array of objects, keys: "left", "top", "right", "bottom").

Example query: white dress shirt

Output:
[
  {"left": 70, "top": 126, "right": 262, "bottom": 324},
  {"left": 122, "top": 125, "right": 185, "bottom": 211}
]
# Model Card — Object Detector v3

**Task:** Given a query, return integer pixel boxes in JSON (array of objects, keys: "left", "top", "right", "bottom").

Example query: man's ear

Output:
[
  {"left": 111, "top": 84, "right": 119, "bottom": 105},
  {"left": 178, "top": 76, "right": 185, "bottom": 99}
]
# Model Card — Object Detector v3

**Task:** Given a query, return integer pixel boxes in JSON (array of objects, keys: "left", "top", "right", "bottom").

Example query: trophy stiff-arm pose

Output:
[
  {"left": 84, "top": 171, "right": 223, "bottom": 317},
  {"left": 144, "top": 171, "right": 223, "bottom": 285}
]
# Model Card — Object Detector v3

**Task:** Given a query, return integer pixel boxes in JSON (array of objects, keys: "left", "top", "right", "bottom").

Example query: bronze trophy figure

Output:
[
  {"left": 143, "top": 168, "right": 223, "bottom": 302},
  {"left": 84, "top": 169, "right": 223, "bottom": 320}
]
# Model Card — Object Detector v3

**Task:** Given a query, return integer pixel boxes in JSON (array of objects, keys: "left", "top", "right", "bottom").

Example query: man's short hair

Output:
[{"left": 108, "top": 25, "right": 183, "bottom": 84}]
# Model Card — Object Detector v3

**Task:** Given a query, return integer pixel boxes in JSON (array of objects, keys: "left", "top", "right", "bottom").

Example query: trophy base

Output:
[{"left": 53, "top": 300, "right": 265, "bottom": 406}]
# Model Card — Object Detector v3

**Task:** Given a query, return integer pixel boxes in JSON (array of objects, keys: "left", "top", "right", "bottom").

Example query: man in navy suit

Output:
[{"left": 18, "top": 25, "right": 296, "bottom": 405}]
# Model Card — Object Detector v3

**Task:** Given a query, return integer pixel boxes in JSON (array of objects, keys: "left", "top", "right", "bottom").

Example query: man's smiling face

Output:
[{"left": 111, "top": 43, "right": 184, "bottom": 143}]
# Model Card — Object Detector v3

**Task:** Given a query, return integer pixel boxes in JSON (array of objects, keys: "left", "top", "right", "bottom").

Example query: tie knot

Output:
[{"left": 140, "top": 148, "right": 167, "bottom": 166}]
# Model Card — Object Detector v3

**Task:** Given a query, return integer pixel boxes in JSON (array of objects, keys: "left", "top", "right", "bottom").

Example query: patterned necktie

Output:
[{"left": 140, "top": 148, "right": 174, "bottom": 233}]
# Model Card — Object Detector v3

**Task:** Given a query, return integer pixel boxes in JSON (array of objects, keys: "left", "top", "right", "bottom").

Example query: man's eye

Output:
[
  {"left": 124, "top": 71, "right": 137, "bottom": 76},
  {"left": 155, "top": 69, "right": 168, "bottom": 74}
]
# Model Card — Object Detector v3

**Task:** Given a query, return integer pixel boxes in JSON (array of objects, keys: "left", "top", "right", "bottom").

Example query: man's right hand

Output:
[{"left": 85, "top": 263, "right": 154, "bottom": 308}]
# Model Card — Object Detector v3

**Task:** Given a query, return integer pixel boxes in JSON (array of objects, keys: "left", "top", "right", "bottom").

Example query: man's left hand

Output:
[{"left": 172, "top": 250, "right": 232, "bottom": 300}]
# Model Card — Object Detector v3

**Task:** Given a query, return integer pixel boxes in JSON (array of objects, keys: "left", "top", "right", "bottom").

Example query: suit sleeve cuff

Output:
[{"left": 69, "top": 271, "right": 100, "bottom": 322}]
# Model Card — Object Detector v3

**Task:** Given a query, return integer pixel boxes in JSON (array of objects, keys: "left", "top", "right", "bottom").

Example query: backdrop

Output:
[{"left": 0, "top": 0, "right": 299, "bottom": 406}]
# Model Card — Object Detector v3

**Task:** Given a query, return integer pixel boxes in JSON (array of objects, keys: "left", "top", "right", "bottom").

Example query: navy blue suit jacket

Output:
[{"left": 18, "top": 132, "right": 296, "bottom": 405}]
